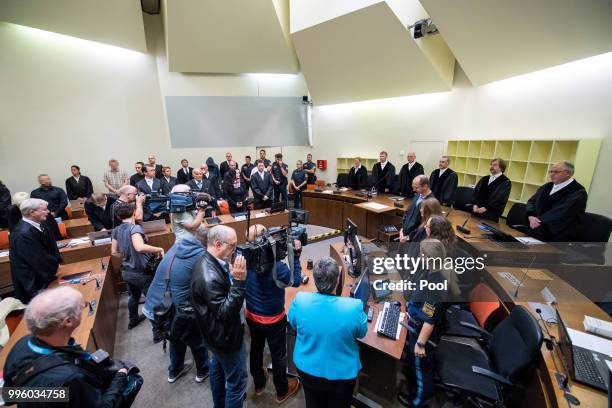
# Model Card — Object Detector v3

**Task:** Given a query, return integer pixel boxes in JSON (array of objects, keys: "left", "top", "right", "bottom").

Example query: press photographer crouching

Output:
[
  {"left": 143, "top": 226, "right": 210, "bottom": 384},
  {"left": 3, "top": 286, "right": 143, "bottom": 407},
  {"left": 244, "top": 224, "right": 302, "bottom": 403}
]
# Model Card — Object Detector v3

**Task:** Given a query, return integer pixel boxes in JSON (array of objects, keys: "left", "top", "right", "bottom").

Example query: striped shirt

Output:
[{"left": 103, "top": 169, "right": 127, "bottom": 191}]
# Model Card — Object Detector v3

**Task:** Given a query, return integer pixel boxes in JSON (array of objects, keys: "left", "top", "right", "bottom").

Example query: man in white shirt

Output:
[
  {"left": 177, "top": 159, "right": 194, "bottom": 184},
  {"left": 136, "top": 165, "right": 161, "bottom": 195}
]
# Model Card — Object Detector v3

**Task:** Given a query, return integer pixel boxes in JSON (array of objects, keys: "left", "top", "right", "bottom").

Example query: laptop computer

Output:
[
  {"left": 557, "top": 309, "right": 610, "bottom": 392},
  {"left": 141, "top": 219, "right": 167, "bottom": 234}
]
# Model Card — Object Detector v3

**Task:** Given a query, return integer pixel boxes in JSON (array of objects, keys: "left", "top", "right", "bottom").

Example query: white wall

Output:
[{"left": 309, "top": 53, "right": 612, "bottom": 216}]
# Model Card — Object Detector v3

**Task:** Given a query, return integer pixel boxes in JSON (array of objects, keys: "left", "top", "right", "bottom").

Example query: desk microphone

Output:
[
  {"left": 535, "top": 308, "right": 555, "bottom": 351},
  {"left": 100, "top": 258, "right": 106, "bottom": 272},
  {"left": 513, "top": 255, "right": 537, "bottom": 299},
  {"left": 95, "top": 277, "right": 101, "bottom": 290},
  {"left": 456, "top": 214, "right": 471, "bottom": 234}
]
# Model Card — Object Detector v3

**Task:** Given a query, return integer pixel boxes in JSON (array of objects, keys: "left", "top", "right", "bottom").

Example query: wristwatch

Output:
[{"left": 416, "top": 341, "right": 426, "bottom": 348}]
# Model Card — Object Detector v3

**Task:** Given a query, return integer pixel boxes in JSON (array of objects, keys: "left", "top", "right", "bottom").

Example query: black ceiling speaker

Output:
[{"left": 141, "top": 0, "right": 160, "bottom": 15}]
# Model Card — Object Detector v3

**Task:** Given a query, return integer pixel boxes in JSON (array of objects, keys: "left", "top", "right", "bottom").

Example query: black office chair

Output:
[
  {"left": 453, "top": 186, "right": 474, "bottom": 212},
  {"left": 562, "top": 212, "right": 612, "bottom": 265},
  {"left": 435, "top": 305, "right": 543, "bottom": 407},
  {"left": 505, "top": 203, "right": 528, "bottom": 233},
  {"left": 366, "top": 175, "right": 376, "bottom": 189},
  {"left": 336, "top": 173, "right": 349, "bottom": 188},
  {"left": 390, "top": 175, "right": 400, "bottom": 194}
]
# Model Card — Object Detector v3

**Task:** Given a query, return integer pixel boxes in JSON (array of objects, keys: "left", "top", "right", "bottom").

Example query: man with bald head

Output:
[
  {"left": 525, "top": 161, "right": 587, "bottom": 241},
  {"left": 111, "top": 185, "right": 144, "bottom": 228},
  {"left": 31, "top": 174, "right": 69, "bottom": 220},
  {"left": 9, "top": 198, "right": 62, "bottom": 303},
  {"left": 398, "top": 152, "right": 424, "bottom": 198},
  {"left": 244, "top": 225, "right": 302, "bottom": 403},
  {"left": 191, "top": 225, "right": 248, "bottom": 407},
  {"left": 3, "top": 286, "right": 142, "bottom": 406}
]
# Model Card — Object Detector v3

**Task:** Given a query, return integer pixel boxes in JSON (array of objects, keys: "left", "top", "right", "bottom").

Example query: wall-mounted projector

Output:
[{"left": 411, "top": 18, "right": 439, "bottom": 39}]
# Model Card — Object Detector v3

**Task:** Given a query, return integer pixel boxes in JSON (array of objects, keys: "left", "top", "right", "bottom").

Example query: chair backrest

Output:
[
  {"left": 390, "top": 175, "right": 400, "bottom": 194},
  {"left": 336, "top": 173, "right": 349, "bottom": 187},
  {"left": 575, "top": 212, "right": 612, "bottom": 242},
  {"left": 506, "top": 203, "right": 527, "bottom": 230},
  {"left": 366, "top": 175, "right": 375, "bottom": 188},
  {"left": 65, "top": 207, "right": 73, "bottom": 219},
  {"left": 0, "top": 230, "right": 9, "bottom": 250},
  {"left": 468, "top": 283, "right": 500, "bottom": 327},
  {"left": 315, "top": 180, "right": 325, "bottom": 188},
  {"left": 217, "top": 200, "right": 230, "bottom": 215},
  {"left": 453, "top": 186, "right": 474, "bottom": 212},
  {"left": 58, "top": 223, "right": 68, "bottom": 239},
  {"left": 489, "top": 305, "right": 543, "bottom": 379}
]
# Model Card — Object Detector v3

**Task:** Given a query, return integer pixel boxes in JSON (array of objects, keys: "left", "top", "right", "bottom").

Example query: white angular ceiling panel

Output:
[
  {"left": 0, "top": 0, "right": 147, "bottom": 52},
  {"left": 291, "top": 1, "right": 453, "bottom": 105},
  {"left": 164, "top": 0, "right": 299, "bottom": 73},
  {"left": 420, "top": 0, "right": 612, "bottom": 85}
]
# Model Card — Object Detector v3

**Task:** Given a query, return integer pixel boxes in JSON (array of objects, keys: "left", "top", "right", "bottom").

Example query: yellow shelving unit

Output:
[{"left": 445, "top": 139, "right": 601, "bottom": 217}]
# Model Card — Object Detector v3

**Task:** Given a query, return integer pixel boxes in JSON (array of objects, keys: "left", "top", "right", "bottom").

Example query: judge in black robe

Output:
[
  {"left": 471, "top": 159, "right": 511, "bottom": 222},
  {"left": 398, "top": 153, "right": 425, "bottom": 197},
  {"left": 348, "top": 159, "right": 368, "bottom": 190},
  {"left": 525, "top": 162, "right": 587, "bottom": 242},
  {"left": 430, "top": 156, "right": 458, "bottom": 206},
  {"left": 0, "top": 181, "right": 10, "bottom": 228},
  {"left": 176, "top": 160, "right": 194, "bottom": 184},
  {"left": 9, "top": 202, "right": 62, "bottom": 303},
  {"left": 371, "top": 151, "right": 396, "bottom": 193},
  {"left": 65, "top": 166, "right": 93, "bottom": 200}
]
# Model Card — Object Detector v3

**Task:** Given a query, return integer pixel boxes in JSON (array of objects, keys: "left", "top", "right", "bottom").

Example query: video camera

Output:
[{"left": 166, "top": 191, "right": 214, "bottom": 213}]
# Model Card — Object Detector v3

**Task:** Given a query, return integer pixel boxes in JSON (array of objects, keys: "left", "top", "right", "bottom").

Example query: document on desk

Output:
[
  {"left": 322, "top": 190, "right": 334, "bottom": 194},
  {"left": 0, "top": 250, "right": 8, "bottom": 257},
  {"left": 567, "top": 327, "right": 612, "bottom": 357},
  {"left": 363, "top": 202, "right": 389, "bottom": 211},
  {"left": 254, "top": 213, "right": 266, "bottom": 218},
  {"left": 68, "top": 238, "right": 90, "bottom": 247},
  {"left": 516, "top": 237, "right": 545, "bottom": 245}
]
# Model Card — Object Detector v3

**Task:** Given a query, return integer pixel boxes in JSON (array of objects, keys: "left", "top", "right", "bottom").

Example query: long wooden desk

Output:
[
  {"left": 63, "top": 218, "right": 94, "bottom": 238},
  {"left": 0, "top": 257, "right": 118, "bottom": 371},
  {"left": 205, "top": 209, "right": 291, "bottom": 244},
  {"left": 485, "top": 266, "right": 610, "bottom": 408}
]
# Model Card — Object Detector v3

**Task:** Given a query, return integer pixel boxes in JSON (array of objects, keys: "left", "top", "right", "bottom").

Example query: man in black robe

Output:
[
  {"left": 430, "top": 156, "right": 458, "bottom": 206},
  {"left": 30, "top": 175, "right": 69, "bottom": 220},
  {"left": 64, "top": 165, "right": 93, "bottom": 200},
  {"left": 371, "top": 151, "right": 396, "bottom": 193},
  {"left": 471, "top": 158, "right": 511, "bottom": 222},
  {"left": 525, "top": 161, "right": 587, "bottom": 242},
  {"left": 9, "top": 198, "right": 62, "bottom": 303},
  {"left": 398, "top": 152, "right": 424, "bottom": 198},
  {"left": 348, "top": 158, "right": 368, "bottom": 190}
]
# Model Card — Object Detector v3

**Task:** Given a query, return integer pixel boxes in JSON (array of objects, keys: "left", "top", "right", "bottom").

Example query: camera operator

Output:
[
  {"left": 191, "top": 225, "right": 248, "bottom": 408},
  {"left": 110, "top": 185, "right": 144, "bottom": 228},
  {"left": 244, "top": 225, "right": 302, "bottom": 403},
  {"left": 3, "top": 286, "right": 143, "bottom": 408},
  {"left": 169, "top": 184, "right": 207, "bottom": 242}
]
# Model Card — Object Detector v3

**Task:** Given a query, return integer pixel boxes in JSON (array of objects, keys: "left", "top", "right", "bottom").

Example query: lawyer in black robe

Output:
[
  {"left": 525, "top": 179, "right": 587, "bottom": 242},
  {"left": 398, "top": 160, "right": 425, "bottom": 197},
  {"left": 65, "top": 166, "right": 93, "bottom": 200},
  {"left": 10, "top": 214, "right": 62, "bottom": 303},
  {"left": 348, "top": 164, "right": 368, "bottom": 190},
  {"left": 430, "top": 167, "right": 458, "bottom": 206},
  {"left": 371, "top": 152, "right": 396, "bottom": 193},
  {"left": 472, "top": 174, "right": 511, "bottom": 222},
  {"left": 0, "top": 181, "right": 10, "bottom": 228}
]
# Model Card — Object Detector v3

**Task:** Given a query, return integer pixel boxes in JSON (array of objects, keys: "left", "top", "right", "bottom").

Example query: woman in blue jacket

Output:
[{"left": 288, "top": 257, "right": 368, "bottom": 408}]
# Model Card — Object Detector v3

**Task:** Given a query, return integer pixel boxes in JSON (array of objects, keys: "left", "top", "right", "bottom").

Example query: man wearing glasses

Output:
[{"left": 525, "top": 161, "right": 587, "bottom": 241}]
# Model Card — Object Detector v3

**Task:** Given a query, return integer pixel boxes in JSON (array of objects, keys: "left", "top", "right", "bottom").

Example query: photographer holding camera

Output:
[
  {"left": 3, "top": 286, "right": 143, "bottom": 408},
  {"left": 169, "top": 184, "right": 208, "bottom": 242},
  {"left": 244, "top": 224, "right": 302, "bottom": 403}
]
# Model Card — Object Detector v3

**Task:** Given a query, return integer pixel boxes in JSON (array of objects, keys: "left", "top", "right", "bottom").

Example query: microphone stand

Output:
[{"left": 514, "top": 254, "right": 537, "bottom": 299}]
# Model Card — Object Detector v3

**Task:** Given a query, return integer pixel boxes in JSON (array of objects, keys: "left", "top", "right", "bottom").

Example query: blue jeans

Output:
[
  {"left": 168, "top": 340, "right": 209, "bottom": 378},
  {"left": 209, "top": 342, "right": 248, "bottom": 408}
]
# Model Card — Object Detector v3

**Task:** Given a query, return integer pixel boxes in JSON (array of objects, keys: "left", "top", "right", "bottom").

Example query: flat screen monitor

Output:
[{"left": 351, "top": 267, "right": 370, "bottom": 310}]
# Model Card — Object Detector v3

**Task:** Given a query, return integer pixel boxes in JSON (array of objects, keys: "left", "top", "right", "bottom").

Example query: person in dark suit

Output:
[
  {"left": 348, "top": 158, "right": 368, "bottom": 190},
  {"left": 251, "top": 161, "right": 273, "bottom": 209},
  {"left": 400, "top": 175, "right": 434, "bottom": 242},
  {"left": 430, "top": 155, "right": 458, "bottom": 206},
  {"left": 187, "top": 168, "right": 208, "bottom": 192},
  {"left": 0, "top": 180, "right": 11, "bottom": 228},
  {"left": 220, "top": 152, "right": 239, "bottom": 181},
  {"left": 147, "top": 154, "right": 163, "bottom": 179},
  {"left": 241, "top": 156, "right": 255, "bottom": 194},
  {"left": 176, "top": 159, "right": 194, "bottom": 184},
  {"left": 201, "top": 163, "right": 222, "bottom": 200},
  {"left": 9, "top": 198, "right": 62, "bottom": 303},
  {"left": 130, "top": 162, "right": 145, "bottom": 187},
  {"left": 31, "top": 175, "right": 69, "bottom": 220},
  {"left": 271, "top": 153, "right": 289, "bottom": 208},
  {"left": 85, "top": 193, "right": 116, "bottom": 231},
  {"left": 371, "top": 151, "right": 396, "bottom": 193},
  {"left": 222, "top": 168, "right": 247, "bottom": 214},
  {"left": 160, "top": 166, "right": 177, "bottom": 195},
  {"left": 136, "top": 165, "right": 162, "bottom": 195},
  {"left": 525, "top": 161, "right": 587, "bottom": 242},
  {"left": 64, "top": 165, "right": 93, "bottom": 200},
  {"left": 398, "top": 152, "right": 425, "bottom": 198},
  {"left": 471, "top": 158, "right": 512, "bottom": 222}
]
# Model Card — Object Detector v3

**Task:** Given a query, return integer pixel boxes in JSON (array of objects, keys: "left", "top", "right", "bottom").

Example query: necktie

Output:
[
  {"left": 417, "top": 194, "right": 424, "bottom": 206},
  {"left": 197, "top": 182, "right": 202, "bottom": 189}
]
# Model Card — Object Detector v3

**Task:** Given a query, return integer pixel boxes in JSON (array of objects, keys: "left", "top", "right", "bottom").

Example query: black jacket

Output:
[
  {"left": 176, "top": 167, "right": 194, "bottom": 184},
  {"left": 191, "top": 252, "right": 246, "bottom": 354},
  {"left": 222, "top": 180, "right": 247, "bottom": 211},
  {"left": 0, "top": 183, "right": 10, "bottom": 228},
  {"left": 401, "top": 192, "right": 434, "bottom": 237},
  {"left": 220, "top": 161, "right": 239, "bottom": 181},
  {"left": 85, "top": 196, "right": 116, "bottom": 231},
  {"left": 251, "top": 172, "right": 273, "bottom": 203},
  {"left": 136, "top": 178, "right": 162, "bottom": 195},
  {"left": 204, "top": 175, "right": 222, "bottom": 199},
  {"left": 472, "top": 174, "right": 511, "bottom": 222},
  {"left": 348, "top": 166, "right": 368, "bottom": 190},
  {"left": 31, "top": 187, "right": 69, "bottom": 219},
  {"left": 65, "top": 176, "right": 93, "bottom": 200},
  {"left": 398, "top": 162, "right": 425, "bottom": 197},
  {"left": 160, "top": 176, "right": 177, "bottom": 195},
  {"left": 6, "top": 206, "right": 61, "bottom": 241},
  {"left": 3, "top": 335, "right": 129, "bottom": 408},
  {"left": 152, "top": 164, "right": 163, "bottom": 179},
  {"left": 526, "top": 180, "right": 587, "bottom": 241},
  {"left": 430, "top": 168, "right": 458, "bottom": 206},
  {"left": 129, "top": 173, "right": 144, "bottom": 187},
  {"left": 9, "top": 219, "right": 62, "bottom": 303},
  {"left": 371, "top": 162, "right": 396, "bottom": 192}
]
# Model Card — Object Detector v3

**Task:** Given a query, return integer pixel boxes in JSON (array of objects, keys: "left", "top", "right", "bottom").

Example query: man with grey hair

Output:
[
  {"left": 399, "top": 152, "right": 425, "bottom": 198},
  {"left": 9, "top": 198, "right": 62, "bottom": 303},
  {"left": 191, "top": 225, "right": 248, "bottom": 407},
  {"left": 3, "top": 286, "right": 142, "bottom": 407},
  {"left": 525, "top": 161, "right": 587, "bottom": 241}
]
